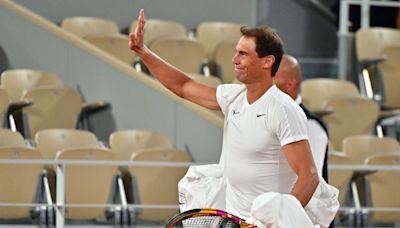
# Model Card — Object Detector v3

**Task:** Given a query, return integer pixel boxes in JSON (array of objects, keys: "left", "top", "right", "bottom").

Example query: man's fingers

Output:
[
  {"left": 129, "top": 8, "right": 145, "bottom": 50},
  {"left": 138, "top": 9, "right": 145, "bottom": 27}
]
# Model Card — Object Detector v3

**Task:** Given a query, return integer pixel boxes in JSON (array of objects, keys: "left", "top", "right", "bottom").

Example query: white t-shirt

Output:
[
  {"left": 216, "top": 84, "right": 308, "bottom": 219},
  {"left": 307, "top": 119, "right": 328, "bottom": 176},
  {"left": 296, "top": 96, "right": 328, "bottom": 176}
]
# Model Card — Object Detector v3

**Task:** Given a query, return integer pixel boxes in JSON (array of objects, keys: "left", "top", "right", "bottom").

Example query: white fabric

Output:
[
  {"left": 178, "top": 164, "right": 226, "bottom": 212},
  {"left": 247, "top": 192, "right": 315, "bottom": 228},
  {"left": 216, "top": 84, "right": 308, "bottom": 219},
  {"left": 305, "top": 176, "right": 340, "bottom": 228},
  {"left": 295, "top": 95, "right": 328, "bottom": 176},
  {"left": 307, "top": 119, "right": 328, "bottom": 176},
  {"left": 246, "top": 177, "right": 339, "bottom": 228}
]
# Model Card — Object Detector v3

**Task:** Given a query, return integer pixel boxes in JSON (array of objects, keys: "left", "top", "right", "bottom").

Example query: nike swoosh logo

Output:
[{"left": 256, "top": 114, "right": 266, "bottom": 118}]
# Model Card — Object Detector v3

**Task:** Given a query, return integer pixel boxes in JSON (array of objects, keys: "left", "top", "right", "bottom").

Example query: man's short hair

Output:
[{"left": 240, "top": 26, "right": 284, "bottom": 76}]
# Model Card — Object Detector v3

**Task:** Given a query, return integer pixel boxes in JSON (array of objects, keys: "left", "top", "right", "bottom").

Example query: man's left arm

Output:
[{"left": 283, "top": 139, "right": 319, "bottom": 207}]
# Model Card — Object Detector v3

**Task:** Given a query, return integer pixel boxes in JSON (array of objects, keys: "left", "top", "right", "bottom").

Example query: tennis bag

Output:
[{"left": 178, "top": 164, "right": 226, "bottom": 212}]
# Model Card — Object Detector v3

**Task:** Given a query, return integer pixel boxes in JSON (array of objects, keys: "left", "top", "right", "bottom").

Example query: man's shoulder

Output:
[{"left": 218, "top": 84, "right": 246, "bottom": 101}]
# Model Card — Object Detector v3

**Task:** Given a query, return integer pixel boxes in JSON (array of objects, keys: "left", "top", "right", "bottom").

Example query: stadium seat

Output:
[
  {"left": 84, "top": 34, "right": 136, "bottom": 66},
  {"left": 364, "top": 152, "right": 400, "bottom": 224},
  {"left": 328, "top": 151, "right": 355, "bottom": 224},
  {"left": 300, "top": 78, "right": 360, "bottom": 115},
  {"left": 148, "top": 36, "right": 207, "bottom": 74},
  {"left": 0, "top": 69, "right": 63, "bottom": 102},
  {"left": 355, "top": 28, "right": 400, "bottom": 116},
  {"left": 322, "top": 95, "right": 379, "bottom": 151},
  {"left": 0, "top": 128, "right": 25, "bottom": 147},
  {"left": 0, "top": 88, "right": 9, "bottom": 127},
  {"left": 35, "top": 128, "right": 99, "bottom": 161},
  {"left": 35, "top": 128, "right": 100, "bottom": 204},
  {"left": 128, "top": 148, "right": 191, "bottom": 222},
  {"left": 60, "top": 16, "right": 119, "bottom": 38},
  {"left": 214, "top": 39, "right": 237, "bottom": 83},
  {"left": 0, "top": 147, "right": 49, "bottom": 224},
  {"left": 55, "top": 147, "right": 124, "bottom": 224},
  {"left": 342, "top": 134, "right": 400, "bottom": 164},
  {"left": 196, "top": 21, "right": 243, "bottom": 61},
  {"left": 109, "top": 130, "right": 173, "bottom": 162},
  {"left": 129, "top": 19, "right": 187, "bottom": 46},
  {"left": 21, "top": 87, "right": 83, "bottom": 139}
]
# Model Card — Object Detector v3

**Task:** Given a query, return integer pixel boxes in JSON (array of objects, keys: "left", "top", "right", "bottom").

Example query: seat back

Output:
[
  {"left": 22, "top": 87, "right": 83, "bottom": 138},
  {"left": 109, "top": 130, "right": 173, "bottom": 161},
  {"left": 128, "top": 148, "right": 191, "bottom": 220},
  {"left": 379, "top": 46, "right": 400, "bottom": 108},
  {"left": 355, "top": 28, "right": 400, "bottom": 109},
  {"left": 55, "top": 147, "right": 117, "bottom": 220},
  {"left": 364, "top": 152, "right": 400, "bottom": 222},
  {"left": 35, "top": 128, "right": 99, "bottom": 161},
  {"left": 342, "top": 134, "right": 400, "bottom": 164},
  {"left": 0, "top": 147, "right": 43, "bottom": 219},
  {"left": 0, "top": 69, "right": 63, "bottom": 101},
  {"left": 129, "top": 19, "right": 187, "bottom": 46},
  {"left": 214, "top": 39, "right": 237, "bottom": 83},
  {"left": 0, "top": 89, "right": 9, "bottom": 126},
  {"left": 328, "top": 152, "right": 353, "bottom": 207},
  {"left": 355, "top": 27, "right": 400, "bottom": 61},
  {"left": 0, "top": 128, "right": 25, "bottom": 147},
  {"left": 61, "top": 16, "right": 119, "bottom": 38},
  {"left": 322, "top": 96, "right": 379, "bottom": 151},
  {"left": 85, "top": 35, "right": 136, "bottom": 65},
  {"left": 196, "top": 21, "right": 243, "bottom": 60},
  {"left": 301, "top": 78, "right": 360, "bottom": 112},
  {"left": 149, "top": 37, "right": 206, "bottom": 74}
]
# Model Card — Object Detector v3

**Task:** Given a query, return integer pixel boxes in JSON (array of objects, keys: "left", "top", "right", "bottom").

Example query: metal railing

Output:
[{"left": 1, "top": 159, "right": 400, "bottom": 227}]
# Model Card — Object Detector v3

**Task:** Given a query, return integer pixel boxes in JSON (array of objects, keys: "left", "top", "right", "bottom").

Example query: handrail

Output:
[
  {"left": 292, "top": 0, "right": 336, "bottom": 23},
  {"left": 3, "top": 158, "right": 400, "bottom": 171},
  {"left": 1, "top": 158, "right": 400, "bottom": 226},
  {"left": 0, "top": 158, "right": 202, "bottom": 167},
  {"left": 308, "top": 0, "right": 336, "bottom": 23}
]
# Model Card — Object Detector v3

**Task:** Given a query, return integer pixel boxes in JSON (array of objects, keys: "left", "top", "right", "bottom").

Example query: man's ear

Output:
[{"left": 263, "top": 55, "right": 275, "bottom": 69}]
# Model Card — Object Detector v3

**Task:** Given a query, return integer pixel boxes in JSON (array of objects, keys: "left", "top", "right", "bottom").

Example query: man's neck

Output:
[{"left": 245, "top": 81, "right": 273, "bottom": 104}]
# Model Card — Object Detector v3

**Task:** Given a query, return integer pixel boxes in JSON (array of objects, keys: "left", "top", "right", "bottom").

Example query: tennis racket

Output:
[{"left": 166, "top": 208, "right": 258, "bottom": 228}]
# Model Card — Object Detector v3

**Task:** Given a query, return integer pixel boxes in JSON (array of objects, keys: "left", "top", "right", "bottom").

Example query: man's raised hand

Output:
[{"left": 129, "top": 8, "right": 145, "bottom": 52}]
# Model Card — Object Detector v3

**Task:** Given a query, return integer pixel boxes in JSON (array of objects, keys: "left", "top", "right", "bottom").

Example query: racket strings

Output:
[{"left": 175, "top": 216, "right": 241, "bottom": 228}]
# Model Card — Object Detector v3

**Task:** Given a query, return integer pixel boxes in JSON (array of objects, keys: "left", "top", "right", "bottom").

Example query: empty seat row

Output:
[
  {"left": 0, "top": 69, "right": 109, "bottom": 139},
  {"left": 0, "top": 128, "right": 192, "bottom": 225},
  {"left": 60, "top": 16, "right": 245, "bottom": 83}
]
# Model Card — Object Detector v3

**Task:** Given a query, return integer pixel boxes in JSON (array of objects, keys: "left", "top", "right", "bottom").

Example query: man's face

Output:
[{"left": 232, "top": 36, "right": 266, "bottom": 83}]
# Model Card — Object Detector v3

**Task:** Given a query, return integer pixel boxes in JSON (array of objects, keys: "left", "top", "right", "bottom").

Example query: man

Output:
[
  {"left": 129, "top": 9, "right": 319, "bottom": 219},
  {"left": 274, "top": 54, "right": 329, "bottom": 182},
  {"left": 274, "top": 55, "right": 335, "bottom": 228}
]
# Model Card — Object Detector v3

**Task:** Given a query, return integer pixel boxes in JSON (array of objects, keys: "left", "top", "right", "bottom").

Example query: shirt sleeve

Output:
[
  {"left": 216, "top": 84, "right": 228, "bottom": 115},
  {"left": 216, "top": 84, "right": 245, "bottom": 116},
  {"left": 273, "top": 102, "right": 309, "bottom": 146}
]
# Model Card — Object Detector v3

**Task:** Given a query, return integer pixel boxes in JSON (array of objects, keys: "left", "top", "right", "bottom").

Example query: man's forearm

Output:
[
  {"left": 290, "top": 172, "right": 319, "bottom": 207},
  {"left": 138, "top": 46, "right": 191, "bottom": 98}
]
